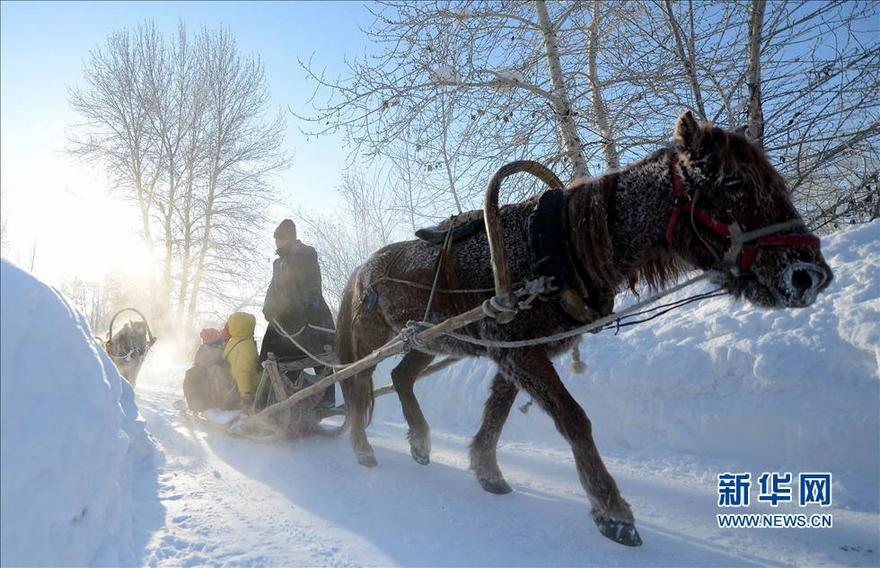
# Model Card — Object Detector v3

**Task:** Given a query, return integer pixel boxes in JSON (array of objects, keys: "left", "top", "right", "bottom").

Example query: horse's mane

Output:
[
  {"left": 710, "top": 127, "right": 789, "bottom": 196},
  {"left": 568, "top": 147, "right": 688, "bottom": 295}
]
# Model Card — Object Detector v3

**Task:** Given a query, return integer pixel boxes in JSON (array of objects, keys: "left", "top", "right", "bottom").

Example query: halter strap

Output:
[{"left": 666, "top": 153, "right": 821, "bottom": 273}]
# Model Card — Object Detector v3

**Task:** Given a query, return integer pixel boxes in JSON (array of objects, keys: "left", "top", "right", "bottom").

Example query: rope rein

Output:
[
  {"left": 402, "top": 273, "right": 713, "bottom": 350},
  {"left": 270, "top": 319, "right": 347, "bottom": 369}
]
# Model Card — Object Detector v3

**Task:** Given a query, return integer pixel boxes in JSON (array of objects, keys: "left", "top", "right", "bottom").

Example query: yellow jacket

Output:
[{"left": 223, "top": 312, "right": 261, "bottom": 396}]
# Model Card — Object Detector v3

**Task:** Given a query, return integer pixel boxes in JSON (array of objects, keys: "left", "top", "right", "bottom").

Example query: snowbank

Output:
[
  {"left": 0, "top": 260, "right": 156, "bottom": 566},
  {"left": 374, "top": 221, "right": 880, "bottom": 510}
]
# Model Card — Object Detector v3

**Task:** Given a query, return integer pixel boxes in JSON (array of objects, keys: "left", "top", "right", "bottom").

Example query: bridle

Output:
[{"left": 665, "top": 154, "right": 821, "bottom": 275}]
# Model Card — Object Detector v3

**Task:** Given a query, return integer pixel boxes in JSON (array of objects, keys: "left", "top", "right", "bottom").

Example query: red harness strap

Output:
[{"left": 666, "top": 154, "right": 821, "bottom": 272}]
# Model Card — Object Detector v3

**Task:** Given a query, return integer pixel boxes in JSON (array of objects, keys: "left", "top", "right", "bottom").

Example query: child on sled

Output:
[{"left": 183, "top": 312, "right": 261, "bottom": 412}]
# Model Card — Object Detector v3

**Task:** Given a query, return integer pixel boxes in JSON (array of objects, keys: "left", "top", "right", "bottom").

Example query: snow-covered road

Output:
[
  {"left": 124, "top": 223, "right": 878, "bottom": 566},
  {"left": 135, "top": 375, "right": 878, "bottom": 567},
  {"left": 3, "top": 225, "right": 877, "bottom": 566}
]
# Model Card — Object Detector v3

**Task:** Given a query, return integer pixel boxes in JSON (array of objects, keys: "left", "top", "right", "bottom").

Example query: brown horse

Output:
[{"left": 335, "top": 111, "right": 833, "bottom": 547}]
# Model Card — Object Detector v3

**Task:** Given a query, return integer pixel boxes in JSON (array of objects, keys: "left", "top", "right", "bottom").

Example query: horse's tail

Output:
[{"left": 336, "top": 269, "right": 375, "bottom": 426}]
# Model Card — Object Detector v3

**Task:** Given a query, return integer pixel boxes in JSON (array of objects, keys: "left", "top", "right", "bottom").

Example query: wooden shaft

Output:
[{"left": 243, "top": 304, "right": 488, "bottom": 424}]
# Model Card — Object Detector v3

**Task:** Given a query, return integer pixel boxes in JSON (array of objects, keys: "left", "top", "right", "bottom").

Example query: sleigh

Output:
[
  {"left": 186, "top": 346, "right": 460, "bottom": 443},
  {"left": 236, "top": 352, "right": 349, "bottom": 441},
  {"left": 104, "top": 308, "right": 157, "bottom": 387}
]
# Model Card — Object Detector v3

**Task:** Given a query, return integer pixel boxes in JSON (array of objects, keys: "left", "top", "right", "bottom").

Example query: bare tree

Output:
[
  {"left": 298, "top": 0, "right": 876, "bottom": 241},
  {"left": 294, "top": 168, "right": 399, "bottom": 310},
  {"left": 69, "top": 21, "right": 290, "bottom": 331},
  {"left": 586, "top": 0, "right": 620, "bottom": 169},
  {"left": 68, "top": 26, "right": 161, "bottom": 304},
  {"left": 297, "top": 1, "right": 603, "bottom": 184},
  {"left": 185, "top": 27, "right": 289, "bottom": 323}
]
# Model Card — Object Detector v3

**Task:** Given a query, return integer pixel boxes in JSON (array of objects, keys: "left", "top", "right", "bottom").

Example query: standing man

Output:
[{"left": 261, "top": 219, "right": 336, "bottom": 407}]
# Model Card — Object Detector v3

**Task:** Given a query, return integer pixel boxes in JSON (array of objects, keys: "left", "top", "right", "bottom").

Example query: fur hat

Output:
[{"left": 274, "top": 219, "right": 297, "bottom": 240}]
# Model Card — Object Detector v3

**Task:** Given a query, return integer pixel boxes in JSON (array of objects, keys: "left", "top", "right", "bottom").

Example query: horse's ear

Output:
[
  {"left": 674, "top": 110, "right": 702, "bottom": 151},
  {"left": 734, "top": 125, "right": 749, "bottom": 138}
]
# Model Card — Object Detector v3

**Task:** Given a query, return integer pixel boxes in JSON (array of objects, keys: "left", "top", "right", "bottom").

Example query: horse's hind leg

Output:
[
  {"left": 343, "top": 365, "right": 379, "bottom": 467},
  {"left": 343, "top": 314, "right": 394, "bottom": 468},
  {"left": 498, "top": 348, "right": 642, "bottom": 547},
  {"left": 391, "top": 350, "right": 434, "bottom": 465},
  {"left": 469, "top": 372, "right": 518, "bottom": 494}
]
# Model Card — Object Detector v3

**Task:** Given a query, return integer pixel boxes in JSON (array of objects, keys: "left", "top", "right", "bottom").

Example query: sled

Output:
[
  {"left": 181, "top": 350, "right": 465, "bottom": 443},
  {"left": 104, "top": 308, "right": 157, "bottom": 388},
  {"left": 181, "top": 352, "right": 348, "bottom": 443}
]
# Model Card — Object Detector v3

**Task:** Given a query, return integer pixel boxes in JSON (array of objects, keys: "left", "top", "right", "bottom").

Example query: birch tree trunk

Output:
[
  {"left": 534, "top": 0, "right": 590, "bottom": 179},
  {"left": 746, "top": 0, "right": 766, "bottom": 147},
  {"left": 588, "top": 0, "right": 620, "bottom": 170},
  {"left": 186, "top": 165, "right": 217, "bottom": 323},
  {"left": 439, "top": 94, "right": 464, "bottom": 214},
  {"left": 663, "top": 0, "right": 708, "bottom": 120}
]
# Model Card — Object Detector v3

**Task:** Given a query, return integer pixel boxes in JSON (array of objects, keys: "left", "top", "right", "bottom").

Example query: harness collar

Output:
[
  {"left": 527, "top": 188, "right": 612, "bottom": 321},
  {"left": 665, "top": 153, "right": 821, "bottom": 274}
]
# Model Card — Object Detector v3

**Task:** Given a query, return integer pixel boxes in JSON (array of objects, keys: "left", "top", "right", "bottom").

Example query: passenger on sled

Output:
[
  {"left": 223, "top": 312, "right": 262, "bottom": 409},
  {"left": 259, "top": 219, "right": 336, "bottom": 409},
  {"left": 183, "top": 313, "right": 260, "bottom": 413},
  {"left": 183, "top": 327, "right": 236, "bottom": 412}
]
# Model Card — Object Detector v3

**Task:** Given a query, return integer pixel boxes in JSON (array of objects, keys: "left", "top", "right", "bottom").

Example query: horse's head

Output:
[{"left": 669, "top": 110, "right": 833, "bottom": 308}]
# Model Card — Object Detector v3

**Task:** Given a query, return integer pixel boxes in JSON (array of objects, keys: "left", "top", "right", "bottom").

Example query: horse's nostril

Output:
[
  {"left": 786, "top": 263, "right": 826, "bottom": 300},
  {"left": 791, "top": 269, "right": 814, "bottom": 294}
]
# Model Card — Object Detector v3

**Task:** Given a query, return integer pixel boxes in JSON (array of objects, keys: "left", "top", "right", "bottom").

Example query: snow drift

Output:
[
  {"left": 374, "top": 221, "right": 880, "bottom": 510},
  {"left": 0, "top": 260, "right": 156, "bottom": 566}
]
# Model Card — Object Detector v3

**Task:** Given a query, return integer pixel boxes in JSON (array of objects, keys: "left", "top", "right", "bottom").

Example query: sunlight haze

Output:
[{"left": 1, "top": 0, "right": 372, "bottom": 285}]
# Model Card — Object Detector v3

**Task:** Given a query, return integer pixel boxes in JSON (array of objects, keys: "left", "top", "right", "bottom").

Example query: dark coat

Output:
[
  {"left": 260, "top": 241, "right": 335, "bottom": 362},
  {"left": 183, "top": 343, "right": 239, "bottom": 411}
]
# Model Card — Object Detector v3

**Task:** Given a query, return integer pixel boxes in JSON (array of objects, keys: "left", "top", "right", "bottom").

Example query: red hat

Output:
[
  {"left": 221, "top": 323, "right": 231, "bottom": 343},
  {"left": 200, "top": 328, "right": 222, "bottom": 344}
]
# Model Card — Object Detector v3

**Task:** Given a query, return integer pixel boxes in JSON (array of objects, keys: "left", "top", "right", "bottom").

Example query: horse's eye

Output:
[{"left": 721, "top": 176, "right": 742, "bottom": 188}]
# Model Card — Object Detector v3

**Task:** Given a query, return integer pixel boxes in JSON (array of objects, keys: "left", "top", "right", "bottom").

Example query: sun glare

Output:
[{"left": 5, "top": 161, "right": 150, "bottom": 286}]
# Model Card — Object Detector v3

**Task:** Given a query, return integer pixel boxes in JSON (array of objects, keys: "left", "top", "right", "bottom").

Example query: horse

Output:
[
  {"left": 105, "top": 320, "right": 151, "bottom": 386},
  {"left": 335, "top": 111, "right": 833, "bottom": 547}
]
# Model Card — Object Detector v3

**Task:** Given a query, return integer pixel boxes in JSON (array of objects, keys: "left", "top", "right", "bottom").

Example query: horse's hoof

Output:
[
  {"left": 594, "top": 517, "right": 642, "bottom": 547},
  {"left": 357, "top": 453, "right": 378, "bottom": 468},
  {"left": 410, "top": 447, "right": 430, "bottom": 466},
  {"left": 478, "top": 476, "right": 513, "bottom": 495}
]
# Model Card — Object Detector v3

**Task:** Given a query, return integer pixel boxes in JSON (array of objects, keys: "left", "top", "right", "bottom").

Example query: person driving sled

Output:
[{"left": 260, "top": 219, "right": 336, "bottom": 408}]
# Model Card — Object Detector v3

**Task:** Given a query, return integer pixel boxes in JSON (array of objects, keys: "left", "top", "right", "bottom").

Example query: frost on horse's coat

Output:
[{"left": 335, "top": 111, "right": 833, "bottom": 547}]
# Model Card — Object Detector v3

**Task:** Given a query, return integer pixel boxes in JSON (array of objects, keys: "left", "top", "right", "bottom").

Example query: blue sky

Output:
[{"left": 1, "top": 1, "right": 375, "bottom": 282}]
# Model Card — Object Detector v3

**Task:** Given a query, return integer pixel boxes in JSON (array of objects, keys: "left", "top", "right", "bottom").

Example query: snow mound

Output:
[
  {"left": 374, "top": 221, "right": 880, "bottom": 510},
  {"left": 0, "top": 260, "right": 156, "bottom": 566}
]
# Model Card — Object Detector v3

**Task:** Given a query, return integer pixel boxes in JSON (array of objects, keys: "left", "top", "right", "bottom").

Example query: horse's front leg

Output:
[
  {"left": 469, "top": 372, "right": 518, "bottom": 494},
  {"left": 498, "top": 348, "right": 642, "bottom": 547},
  {"left": 391, "top": 350, "right": 435, "bottom": 465}
]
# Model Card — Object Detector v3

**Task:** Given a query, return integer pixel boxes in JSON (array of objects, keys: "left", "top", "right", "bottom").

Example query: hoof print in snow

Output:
[
  {"left": 594, "top": 517, "right": 643, "bottom": 547},
  {"left": 478, "top": 477, "right": 513, "bottom": 495},
  {"left": 410, "top": 448, "right": 430, "bottom": 465},
  {"left": 357, "top": 453, "right": 378, "bottom": 468}
]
